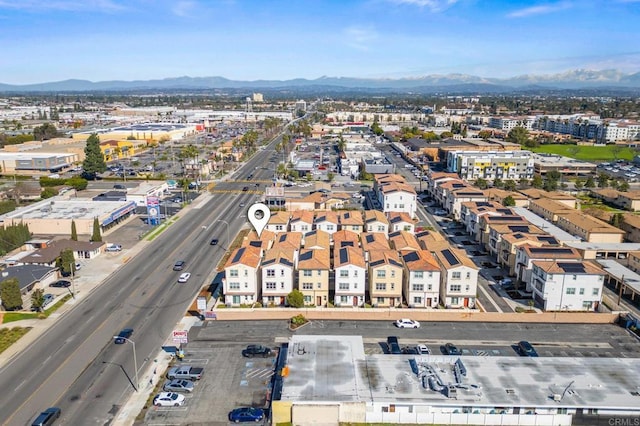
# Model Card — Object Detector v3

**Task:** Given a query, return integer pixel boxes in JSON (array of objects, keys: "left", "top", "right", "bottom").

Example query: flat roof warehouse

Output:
[{"left": 273, "top": 335, "right": 640, "bottom": 425}]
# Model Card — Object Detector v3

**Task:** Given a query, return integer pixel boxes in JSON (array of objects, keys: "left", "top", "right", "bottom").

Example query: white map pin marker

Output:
[{"left": 248, "top": 202, "right": 271, "bottom": 237}]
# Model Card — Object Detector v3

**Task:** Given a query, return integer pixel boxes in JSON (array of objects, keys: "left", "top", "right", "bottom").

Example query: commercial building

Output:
[
  {"left": 446, "top": 150, "right": 534, "bottom": 181},
  {"left": 273, "top": 335, "right": 640, "bottom": 425}
]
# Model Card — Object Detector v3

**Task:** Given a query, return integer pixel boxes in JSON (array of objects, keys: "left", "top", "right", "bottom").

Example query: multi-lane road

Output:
[{"left": 0, "top": 139, "right": 281, "bottom": 425}]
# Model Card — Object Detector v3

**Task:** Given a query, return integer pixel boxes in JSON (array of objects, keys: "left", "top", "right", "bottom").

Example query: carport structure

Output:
[{"left": 597, "top": 259, "right": 640, "bottom": 307}]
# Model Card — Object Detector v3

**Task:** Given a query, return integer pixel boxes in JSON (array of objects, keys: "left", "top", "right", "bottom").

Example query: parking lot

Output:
[
  {"left": 597, "top": 160, "right": 640, "bottom": 182},
  {"left": 139, "top": 320, "right": 640, "bottom": 424}
]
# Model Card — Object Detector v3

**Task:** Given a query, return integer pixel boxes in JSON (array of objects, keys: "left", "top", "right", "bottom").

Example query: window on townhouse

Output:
[
  {"left": 427, "top": 284, "right": 432, "bottom": 291},
  {"left": 451, "top": 297, "right": 459, "bottom": 305},
  {"left": 413, "top": 297, "right": 422, "bottom": 304},
  {"left": 339, "top": 283, "right": 349, "bottom": 290},
  {"left": 399, "top": 204, "right": 405, "bottom": 209},
  {"left": 403, "top": 225, "right": 411, "bottom": 231},
  {"left": 592, "top": 288, "right": 599, "bottom": 296},
  {"left": 579, "top": 288, "right": 585, "bottom": 295},
  {"left": 465, "top": 285, "right": 470, "bottom": 292},
  {"left": 391, "top": 283, "right": 395, "bottom": 290},
  {"left": 391, "top": 270, "right": 395, "bottom": 278},
  {"left": 466, "top": 272, "right": 471, "bottom": 279},
  {"left": 377, "top": 270, "right": 386, "bottom": 278},
  {"left": 303, "top": 270, "right": 312, "bottom": 277},
  {"left": 266, "top": 269, "right": 275, "bottom": 277},
  {"left": 412, "top": 284, "right": 424, "bottom": 291},
  {"left": 566, "top": 288, "right": 576, "bottom": 295},
  {"left": 304, "top": 295, "right": 312, "bottom": 303},
  {"left": 281, "top": 270, "right": 285, "bottom": 276},
  {"left": 302, "top": 225, "right": 308, "bottom": 231},
  {"left": 229, "top": 270, "right": 239, "bottom": 277},
  {"left": 377, "top": 226, "right": 385, "bottom": 232},
  {"left": 244, "top": 282, "right": 248, "bottom": 288},
  {"left": 229, "top": 282, "right": 240, "bottom": 289},
  {"left": 377, "top": 297, "right": 385, "bottom": 304},
  {"left": 280, "top": 282, "right": 285, "bottom": 289},
  {"left": 275, "top": 225, "right": 283, "bottom": 231},
  {"left": 375, "top": 283, "right": 386, "bottom": 290},
  {"left": 317, "top": 283, "right": 321, "bottom": 289},
  {"left": 340, "top": 270, "right": 349, "bottom": 277},
  {"left": 340, "top": 296, "right": 348, "bottom": 303},
  {"left": 428, "top": 272, "right": 433, "bottom": 278},
  {"left": 317, "top": 270, "right": 321, "bottom": 276},
  {"left": 452, "top": 272, "right": 461, "bottom": 279},
  {"left": 327, "top": 225, "right": 334, "bottom": 230},
  {"left": 302, "top": 283, "right": 313, "bottom": 290},
  {"left": 266, "top": 282, "right": 276, "bottom": 289},
  {"left": 414, "top": 271, "right": 423, "bottom": 279},
  {"left": 450, "top": 284, "right": 461, "bottom": 292},
  {"left": 354, "top": 270, "right": 358, "bottom": 277},
  {"left": 244, "top": 270, "right": 248, "bottom": 277}
]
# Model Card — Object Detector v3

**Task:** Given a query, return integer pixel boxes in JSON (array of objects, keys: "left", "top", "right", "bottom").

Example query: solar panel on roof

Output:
[
  {"left": 339, "top": 248, "right": 349, "bottom": 264},
  {"left": 513, "top": 234, "right": 525, "bottom": 239},
  {"left": 489, "top": 216, "right": 522, "bottom": 222},
  {"left": 403, "top": 251, "right": 420, "bottom": 262},
  {"left": 281, "top": 258, "right": 293, "bottom": 267},
  {"left": 558, "top": 262, "right": 585, "bottom": 273},
  {"left": 538, "top": 236, "right": 559, "bottom": 244},
  {"left": 299, "top": 251, "right": 313, "bottom": 261},
  {"left": 250, "top": 241, "right": 261, "bottom": 247},
  {"left": 441, "top": 249, "right": 459, "bottom": 266},
  {"left": 366, "top": 235, "right": 374, "bottom": 243},
  {"left": 477, "top": 202, "right": 490, "bottom": 207},
  {"left": 530, "top": 247, "right": 574, "bottom": 255},
  {"left": 509, "top": 226, "right": 530, "bottom": 233},
  {"left": 341, "top": 241, "right": 354, "bottom": 247},
  {"left": 496, "top": 209, "right": 513, "bottom": 214},
  {"left": 231, "top": 248, "right": 244, "bottom": 263}
]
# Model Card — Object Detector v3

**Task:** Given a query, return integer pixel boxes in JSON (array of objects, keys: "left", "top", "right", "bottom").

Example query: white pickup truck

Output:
[{"left": 105, "top": 243, "right": 122, "bottom": 252}]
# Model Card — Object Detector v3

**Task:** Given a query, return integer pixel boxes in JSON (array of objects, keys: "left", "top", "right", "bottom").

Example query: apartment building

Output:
[
  {"left": 289, "top": 210, "right": 314, "bottom": 233},
  {"left": 261, "top": 249, "right": 296, "bottom": 306},
  {"left": 528, "top": 198, "right": 576, "bottom": 222},
  {"left": 487, "top": 223, "right": 546, "bottom": 258},
  {"left": 556, "top": 212, "right": 625, "bottom": 243},
  {"left": 477, "top": 215, "right": 528, "bottom": 247},
  {"left": 446, "top": 150, "right": 534, "bottom": 181},
  {"left": 498, "top": 232, "right": 561, "bottom": 276},
  {"left": 364, "top": 210, "right": 390, "bottom": 235},
  {"left": 379, "top": 182, "right": 417, "bottom": 218},
  {"left": 333, "top": 246, "right": 367, "bottom": 307},
  {"left": 446, "top": 187, "right": 488, "bottom": 220},
  {"left": 297, "top": 249, "right": 331, "bottom": 307},
  {"left": 432, "top": 247, "right": 478, "bottom": 308},
  {"left": 368, "top": 249, "right": 404, "bottom": 307},
  {"left": 387, "top": 212, "right": 415, "bottom": 233},
  {"left": 402, "top": 250, "right": 441, "bottom": 308},
  {"left": 514, "top": 245, "right": 582, "bottom": 289},
  {"left": 223, "top": 246, "right": 262, "bottom": 307},
  {"left": 460, "top": 201, "right": 515, "bottom": 237},
  {"left": 488, "top": 116, "right": 536, "bottom": 131},
  {"left": 338, "top": 210, "right": 364, "bottom": 233},
  {"left": 530, "top": 260, "right": 605, "bottom": 311},
  {"left": 484, "top": 188, "right": 529, "bottom": 208}
]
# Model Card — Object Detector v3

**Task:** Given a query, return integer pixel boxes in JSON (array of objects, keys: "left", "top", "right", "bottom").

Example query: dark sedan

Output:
[
  {"left": 114, "top": 328, "right": 134, "bottom": 344},
  {"left": 228, "top": 407, "right": 265, "bottom": 423},
  {"left": 210, "top": 238, "right": 219, "bottom": 246},
  {"left": 49, "top": 280, "right": 71, "bottom": 288},
  {"left": 443, "top": 343, "right": 462, "bottom": 355}
]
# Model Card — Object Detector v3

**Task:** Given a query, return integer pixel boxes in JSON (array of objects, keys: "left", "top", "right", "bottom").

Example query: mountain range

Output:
[{"left": 1, "top": 69, "right": 640, "bottom": 93}]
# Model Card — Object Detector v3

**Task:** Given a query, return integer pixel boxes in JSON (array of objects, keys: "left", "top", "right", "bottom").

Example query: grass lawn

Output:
[
  {"left": 531, "top": 144, "right": 636, "bottom": 161},
  {"left": 0, "top": 327, "right": 31, "bottom": 354},
  {"left": 1, "top": 294, "right": 72, "bottom": 324}
]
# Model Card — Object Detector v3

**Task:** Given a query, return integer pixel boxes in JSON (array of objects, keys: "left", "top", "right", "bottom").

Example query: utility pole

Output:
[{"left": 618, "top": 274, "right": 625, "bottom": 307}]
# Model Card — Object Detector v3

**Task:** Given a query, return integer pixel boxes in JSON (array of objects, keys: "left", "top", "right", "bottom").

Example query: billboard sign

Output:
[{"left": 172, "top": 330, "right": 188, "bottom": 343}]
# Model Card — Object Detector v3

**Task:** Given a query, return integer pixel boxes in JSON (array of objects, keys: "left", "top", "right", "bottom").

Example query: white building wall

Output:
[
  {"left": 261, "top": 264, "right": 294, "bottom": 305},
  {"left": 441, "top": 266, "right": 478, "bottom": 308},
  {"left": 334, "top": 265, "right": 366, "bottom": 306},
  {"left": 382, "top": 191, "right": 417, "bottom": 218},
  {"left": 224, "top": 265, "right": 258, "bottom": 306},
  {"left": 407, "top": 270, "right": 441, "bottom": 308},
  {"left": 530, "top": 268, "right": 604, "bottom": 311}
]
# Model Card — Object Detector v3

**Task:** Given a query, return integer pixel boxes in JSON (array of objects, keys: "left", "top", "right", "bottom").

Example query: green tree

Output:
[
  {"left": 506, "top": 126, "right": 530, "bottom": 146},
  {"left": 597, "top": 173, "right": 609, "bottom": 188},
  {"left": 440, "top": 131, "right": 454, "bottom": 139},
  {"left": 41, "top": 187, "right": 57, "bottom": 199},
  {"left": 618, "top": 181, "right": 630, "bottom": 192},
  {"left": 585, "top": 176, "right": 596, "bottom": 188},
  {"left": 493, "top": 178, "right": 504, "bottom": 189},
  {"left": 71, "top": 220, "right": 78, "bottom": 241},
  {"left": 82, "top": 133, "right": 107, "bottom": 178},
  {"left": 0, "top": 278, "right": 22, "bottom": 310},
  {"left": 31, "top": 288, "right": 45, "bottom": 312},
  {"left": 33, "top": 123, "right": 60, "bottom": 141},
  {"left": 531, "top": 175, "right": 543, "bottom": 189},
  {"left": 503, "top": 180, "right": 517, "bottom": 191},
  {"left": 574, "top": 179, "right": 585, "bottom": 191},
  {"left": 327, "top": 172, "right": 335, "bottom": 182},
  {"left": 610, "top": 213, "right": 624, "bottom": 228},
  {"left": 91, "top": 217, "right": 102, "bottom": 242},
  {"left": 474, "top": 178, "right": 488, "bottom": 189},
  {"left": 286, "top": 289, "right": 304, "bottom": 308},
  {"left": 543, "top": 178, "right": 558, "bottom": 192},
  {"left": 518, "top": 177, "right": 530, "bottom": 189},
  {"left": 59, "top": 248, "right": 76, "bottom": 275},
  {"left": 503, "top": 195, "right": 516, "bottom": 207},
  {"left": 65, "top": 176, "right": 88, "bottom": 191},
  {"left": 370, "top": 120, "right": 383, "bottom": 136},
  {"left": 477, "top": 130, "right": 493, "bottom": 139}
]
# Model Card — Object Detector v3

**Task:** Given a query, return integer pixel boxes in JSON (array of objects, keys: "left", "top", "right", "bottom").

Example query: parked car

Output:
[
  {"left": 153, "top": 392, "right": 185, "bottom": 407},
  {"left": 30, "top": 407, "right": 61, "bottom": 426},
  {"left": 114, "top": 328, "right": 133, "bottom": 344},
  {"left": 387, "top": 336, "right": 402, "bottom": 354},
  {"left": 177, "top": 273, "right": 191, "bottom": 283},
  {"left": 166, "top": 365, "right": 204, "bottom": 380},
  {"left": 518, "top": 340, "right": 539, "bottom": 357},
  {"left": 416, "top": 344, "right": 431, "bottom": 355},
  {"left": 242, "top": 344, "right": 273, "bottom": 358},
  {"left": 173, "top": 260, "right": 186, "bottom": 271},
  {"left": 210, "top": 238, "right": 219, "bottom": 246},
  {"left": 113, "top": 184, "right": 126, "bottom": 190},
  {"left": 228, "top": 407, "right": 265, "bottom": 423},
  {"left": 105, "top": 243, "right": 122, "bottom": 252},
  {"left": 163, "top": 379, "right": 195, "bottom": 393},
  {"left": 32, "top": 294, "right": 55, "bottom": 312},
  {"left": 395, "top": 318, "right": 420, "bottom": 329},
  {"left": 443, "top": 343, "right": 462, "bottom": 355},
  {"left": 49, "top": 280, "right": 71, "bottom": 288},
  {"left": 402, "top": 346, "right": 419, "bottom": 355}
]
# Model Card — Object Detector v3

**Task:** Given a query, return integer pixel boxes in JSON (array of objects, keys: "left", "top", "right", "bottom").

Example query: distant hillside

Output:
[{"left": 1, "top": 69, "right": 640, "bottom": 93}]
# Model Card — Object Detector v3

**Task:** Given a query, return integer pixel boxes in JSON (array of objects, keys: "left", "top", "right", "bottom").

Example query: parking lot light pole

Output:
[
  {"left": 216, "top": 219, "right": 230, "bottom": 248},
  {"left": 114, "top": 336, "right": 139, "bottom": 392},
  {"left": 69, "top": 262, "right": 76, "bottom": 298}
]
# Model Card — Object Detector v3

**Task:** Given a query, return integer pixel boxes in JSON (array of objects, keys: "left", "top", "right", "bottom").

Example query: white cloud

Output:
[
  {"left": 171, "top": 0, "right": 198, "bottom": 17},
  {"left": 0, "top": 0, "right": 125, "bottom": 12},
  {"left": 507, "top": 2, "right": 572, "bottom": 18},
  {"left": 387, "top": 0, "right": 460, "bottom": 12},
  {"left": 344, "top": 26, "right": 378, "bottom": 51}
]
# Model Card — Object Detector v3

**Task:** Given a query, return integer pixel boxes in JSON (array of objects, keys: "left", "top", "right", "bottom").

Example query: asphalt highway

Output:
[{"left": 0, "top": 138, "right": 281, "bottom": 425}]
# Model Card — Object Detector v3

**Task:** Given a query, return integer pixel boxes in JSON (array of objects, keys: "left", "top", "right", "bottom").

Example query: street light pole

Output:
[
  {"left": 69, "top": 261, "right": 76, "bottom": 298},
  {"left": 114, "top": 336, "right": 139, "bottom": 392},
  {"left": 216, "top": 219, "right": 230, "bottom": 248}
]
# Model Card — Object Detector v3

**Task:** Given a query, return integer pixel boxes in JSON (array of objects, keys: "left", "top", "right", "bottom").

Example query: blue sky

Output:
[{"left": 0, "top": 0, "right": 639, "bottom": 84}]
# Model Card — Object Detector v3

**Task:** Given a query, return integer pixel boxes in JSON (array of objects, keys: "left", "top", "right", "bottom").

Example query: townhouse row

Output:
[{"left": 222, "top": 227, "right": 478, "bottom": 309}]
